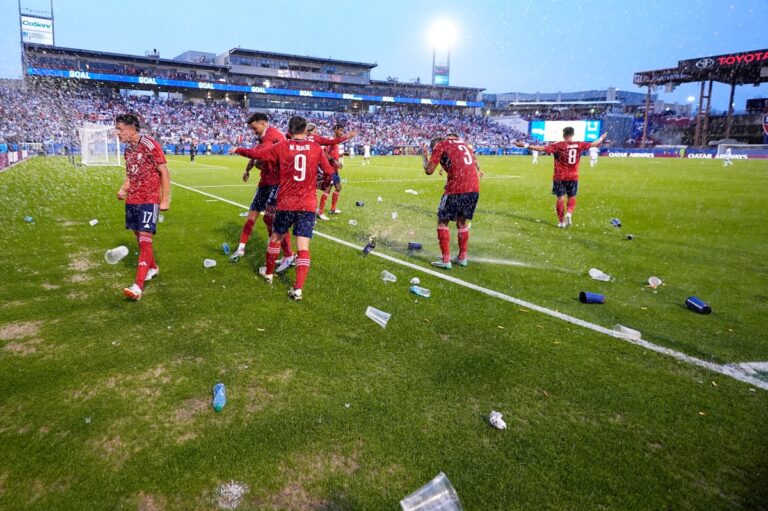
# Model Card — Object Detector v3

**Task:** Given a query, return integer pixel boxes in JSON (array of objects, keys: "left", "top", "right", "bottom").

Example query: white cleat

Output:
[
  {"left": 230, "top": 248, "right": 245, "bottom": 262},
  {"left": 329, "top": 209, "right": 342, "bottom": 215},
  {"left": 275, "top": 255, "right": 297, "bottom": 274},
  {"left": 318, "top": 213, "right": 330, "bottom": 221},
  {"left": 558, "top": 222, "right": 565, "bottom": 229},
  {"left": 123, "top": 283, "right": 142, "bottom": 301},
  {"left": 258, "top": 266, "right": 273, "bottom": 284},
  {"left": 288, "top": 287, "right": 303, "bottom": 301},
  {"left": 564, "top": 213, "right": 572, "bottom": 228},
  {"left": 145, "top": 267, "right": 159, "bottom": 281}
]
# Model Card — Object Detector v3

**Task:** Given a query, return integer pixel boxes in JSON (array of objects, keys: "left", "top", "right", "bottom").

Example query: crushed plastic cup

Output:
[
  {"left": 613, "top": 324, "right": 641, "bottom": 340},
  {"left": 489, "top": 411, "right": 507, "bottom": 430},
  {"left": 203, "top": 258, "right": 217, "bottom": 268},
  {"left": 349, "top": 219, "right": 358, "bottom": 226},
  {"left": 239, "top": 211, "right": 249, "bottom": 217},
  {"left": 158, "top": 214, "right": 164, "bottom": 223},
  {"left": 588, "top": 268, "right": 611, "bottom": 282},
  {"left": 381, "top": 270, "right": 397, "bottom": 283},
  {"left": 392, "top": 212, "right": 398, "bottom": 220},
  {"left": 104, "top": 246, "right": 129, "bottom": 264},
  {"left": 89, "top": 219, "right": 98, "bottom": 226},
  {"left": 365, "top": 306, "right": 391, "bottom": 328},
  {"left": 23, "top": 216, "right": 34, "bottom": 223},
  {"left": 400, "top": 472, "right": 463, "bottom": 511},
  {"left": 410, "top": 277, "right": 421, "bottom": 285},
  {"left": 377, "top": 196, "right": 383, "bottom": 202},
  {"left": 648, "top": 276, "right": 662, "bottom": 288}
]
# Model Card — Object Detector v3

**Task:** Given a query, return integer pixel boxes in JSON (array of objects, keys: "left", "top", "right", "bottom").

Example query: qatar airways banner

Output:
[
  {"left": 604, "top": 148, "right": 767, "bottom": 159},
  {"left": 26, "top": 67, "right": 484, "bottom": 108}
]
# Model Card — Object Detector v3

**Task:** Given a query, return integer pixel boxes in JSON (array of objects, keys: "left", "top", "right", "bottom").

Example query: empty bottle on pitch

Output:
[
  {"left": 212, "top": 383, "right": 227, "bottom": 412},
  {"left": 410, "top": 286, "right": 431, "bottom": 298},
  {"left": 363, "top": 238, "right": 376, "bottom": 255}
]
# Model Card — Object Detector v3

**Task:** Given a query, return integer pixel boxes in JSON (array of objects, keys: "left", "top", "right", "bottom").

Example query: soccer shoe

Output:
[
  {"left": 229, "top": 248, "right": 245, "bottom": 262},
  {"left": 145, "top": 267, "right": 159, "bottom": 281},
  {"left": 258, "top": 266, "right": 273, "bottom": 284},
  {"left": 275, "top": 254, "right": 297, "bottom": 274},
  {"left": 557, "top": 222, "right": 565, "bottom": 229},
  {"left": 318, "top": 213, "right": 330, "bottom": 221},
  {"left": 454, "top": 257, "right": 468, "bottom": 267},
  {"left": 431, "top": 260, "right": 452, "bottom": 270},
  {"left": 564, "top": 213, "right": 572, "bottom": 228},
  {"left": 123, "top": 284, "right": 142, "bottom": 301},
  {"left": 288, "top": 287, "right": 303, "bottom": 301},
  {"left": 329, "top": 209, "right": 342, "bottom": 215}
]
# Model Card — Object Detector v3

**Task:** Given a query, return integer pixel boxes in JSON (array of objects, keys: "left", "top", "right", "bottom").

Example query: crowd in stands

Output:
[{"left": 0, "top": 83, "right": 531, "bottom": 152}]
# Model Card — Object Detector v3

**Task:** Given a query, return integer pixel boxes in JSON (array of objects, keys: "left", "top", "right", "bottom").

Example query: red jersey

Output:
[
  {"left": 236, "top": 138, "right": 333, "bottom": 212},
  {"left": 253, "top": 125, "right": 286, "bottom": 186},
  {"left": 123, "top": 135, "right": 167, "bottom": 204},
  {"left": 430, "top": 139, "right": 480, "bottom": 195},
  {"left": 543, "top": 141, "right": 592, "bottom": 181}
]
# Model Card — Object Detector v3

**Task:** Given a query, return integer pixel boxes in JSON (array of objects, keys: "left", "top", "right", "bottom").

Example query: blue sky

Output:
[{"left": 1, "top": 0, "right": 766, "bottom": 110}]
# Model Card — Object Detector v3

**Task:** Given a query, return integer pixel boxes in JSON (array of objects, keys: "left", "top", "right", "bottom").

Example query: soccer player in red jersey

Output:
[
  {"left": 422, "top": 135, "right": 482, "bottom": 269},
  {"left": 229, "top": 116, "right": 334, "bottom": 300},
  {"left": 316, "top": 124, "right": 353, "bottom": 220},
  {"left": 517, "top": 127, "right": 607, "bottom": 228},
  {"left": 114, "top": 114, "right": 170, "bottom": 301},
  {"left": 230, "top": 113, "right": 294, "bottom": 262}
]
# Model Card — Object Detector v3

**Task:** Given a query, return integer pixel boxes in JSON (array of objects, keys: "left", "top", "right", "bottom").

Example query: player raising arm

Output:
[
  {"left": 229, "top": 116, "right": 334, "bottom": 301},
  {"left": 115, "top": 114, "right": 170, "bottom": 301},
  {"left": 516, "top": 127, "right": 607, "bottom": 228}
]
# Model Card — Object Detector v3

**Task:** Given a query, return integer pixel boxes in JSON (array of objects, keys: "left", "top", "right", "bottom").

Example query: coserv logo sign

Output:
[{"left": 20, "top": 16, "right": 53, "bottom": 45}]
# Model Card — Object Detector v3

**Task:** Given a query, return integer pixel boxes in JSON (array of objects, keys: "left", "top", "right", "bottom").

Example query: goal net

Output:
[
  {"left": 716, "top": 144, "right": 768, "bottom": 160},
  {"left": 78, "top": 123, "right": 121, "bottom": 166}
]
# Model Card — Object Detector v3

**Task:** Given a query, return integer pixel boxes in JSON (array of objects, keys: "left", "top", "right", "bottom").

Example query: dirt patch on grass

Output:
[
  {"left": 245, "top": 385, "right": 274, "bottom": 414},
  {"left": 266, "top": 368, "right": 295, "bottom": 385},
  {"left": 262, "top": 482, "right": 328, "bottom": 511},
  {"left": 91, "top": 435, "right": 130, "bottom": 469},
  {"left": 137, "top": 492, "right": 166, "bottom": 511},
  {"left": 0, "top": 321, "right": 43, "bottom": 340},
  {"left": 59, "top": 220, "right": 80, "bottom": 228},
  {"left": 68, "top": 273, "right": 92, "bottom": 284},
  {"left": 0, "top": 472, "right": 6, "bottom": 496},
  {"left": 71, "top": 364, "right": 173, "bottom": 401},
  {"left": 66, "top": 291, "right": 89, "bottom": 300},
  {"left": 3, "top": 338, "right": 43, "bottom": 356},
  {"left": 172, "top": 398, "right": 209, "bottom": 425},
  {"left": 176, "top": 431, "right": 197, "bottom": 444},
  {"left": 41, "top": 283, "right": 60, "bottom": 290}
]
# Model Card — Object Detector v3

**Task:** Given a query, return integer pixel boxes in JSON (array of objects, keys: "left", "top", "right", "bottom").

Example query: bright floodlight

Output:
[
  {"left": 687, "top": 96, "right": 695, "bottom": 102},
  {"left": 430, "top": 20, "right": 458, "bottom": 49}
]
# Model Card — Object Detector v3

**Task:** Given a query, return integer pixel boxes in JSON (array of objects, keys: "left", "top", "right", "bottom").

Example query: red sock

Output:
[
  {"left": 239, "top": 218, "right": 255, "bottom": 245},
  {"left": 265, "top": 240, "right": 280, "bottom": 275},
  {"left": 437, "top": 226, "right": 451, "bottom": 262},
  {"left": 457, "top": 226, "right": 469, "bottom": 260},
  {"left": 331, "top": 191, "right": 340, "bottom": 211},
  {"left": 318, "top": 192, "right": 329, "bottom": 214},
  {"left": 135, "top": 234, "right": 154, "bottom": 289},
  {"left": 281, "top": 234, "right": 294, "bottom": 258},
  {"left": 567, "top": 197, "right": 576, "bottom": 214},
  {"left": 263, "top": 213, "right": 274, "bottom": 237},
  {"left": 294, "top": 250, "right": 311, "bottom": 290},
  {"left": 556, "top": 200, "right": 565, "bottom": 222}
]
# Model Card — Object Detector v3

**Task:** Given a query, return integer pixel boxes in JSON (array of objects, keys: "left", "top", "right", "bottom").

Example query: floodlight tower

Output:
[{"left": 430, "top": 20, "right": 457, "bottom": 86}]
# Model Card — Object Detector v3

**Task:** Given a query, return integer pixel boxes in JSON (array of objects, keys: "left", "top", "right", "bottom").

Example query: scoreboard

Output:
[{"left": 529, "top": 120, "right": 602, "bottom": 142}]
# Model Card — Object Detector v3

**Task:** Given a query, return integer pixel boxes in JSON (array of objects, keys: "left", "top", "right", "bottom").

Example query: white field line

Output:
[
  {"left": 169, "top": 161, "right": 228, "bottom": 170},
  {"left": 191, "top": 175, "right": 520, "bottom": 189},
  {"left": 171, "top": 180, "right": 768, "bottom": 391}
]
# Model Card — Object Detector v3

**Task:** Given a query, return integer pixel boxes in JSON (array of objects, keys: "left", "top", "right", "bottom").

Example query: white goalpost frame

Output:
[
  {"left": 715, "top": 143, "right": 768, "bottom": 160},
  {"left": 78, "top": 123, "right": 122, "bottom": 167}
]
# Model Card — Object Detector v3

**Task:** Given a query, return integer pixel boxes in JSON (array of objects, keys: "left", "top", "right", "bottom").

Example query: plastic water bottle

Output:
[
  {"left": 212, "top": 383, "right": 226, "bottom": 412},
  {"left": 222, "top": 242, "right": 230, "bottom": 255},
  {"left": 410, "top": 286, "right": 431, "bottom": 298},
  {"left": 363, "top": 238, "right": 376, "bottom": 255}
]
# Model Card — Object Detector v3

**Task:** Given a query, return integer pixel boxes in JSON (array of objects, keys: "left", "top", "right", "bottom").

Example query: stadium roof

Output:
[
  {"left": 368, "top": 79, "right": 484, "bottom": 93},
  {"left": 24, "top": 43, "right": 229, "bottom": 71},
  {"left": 225, "top": 47, "right": 377, "bottom": 69}
]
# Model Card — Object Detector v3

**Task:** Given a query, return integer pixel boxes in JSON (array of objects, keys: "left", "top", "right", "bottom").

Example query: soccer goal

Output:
[
  {"left": 716, "top": 143, "right": 768, "bottom": 160},
  {"left": 78, "top": 123, "right": 121, "bottom": 166}
]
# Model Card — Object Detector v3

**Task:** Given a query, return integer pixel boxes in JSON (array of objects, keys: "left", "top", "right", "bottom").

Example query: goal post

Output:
[
  {"left": 78, "top": 123, "right": 121, "bottom": 167},
  {"left": 716, "top": 143, "right": 768, "bottom": 160}
]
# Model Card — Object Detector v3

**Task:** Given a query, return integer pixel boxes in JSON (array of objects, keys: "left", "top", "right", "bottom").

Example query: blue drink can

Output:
[
  {"left": 408, "top": 242, "right": 422, "bottom": 250},
  {"left": 685, "top": 296, "right": 711, "bottom": 314},
  {"left": 579, "top": 292, "right": 605, "bottom": 304}
]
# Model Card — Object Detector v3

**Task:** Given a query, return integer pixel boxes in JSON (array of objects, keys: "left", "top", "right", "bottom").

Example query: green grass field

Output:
[{"left": 1, "top": 154, "right": 767, "bottom": 510}]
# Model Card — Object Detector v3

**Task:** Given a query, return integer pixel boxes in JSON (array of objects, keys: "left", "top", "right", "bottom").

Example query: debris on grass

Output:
[
  {"left": 216, "top": 481, "right": 249, "bottom": 510},
  {"left": 489, "top": 411, "right": 507, "bottom": 430}
]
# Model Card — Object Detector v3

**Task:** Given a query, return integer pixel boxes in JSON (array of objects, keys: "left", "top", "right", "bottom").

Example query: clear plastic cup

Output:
[
  {"left": 89, "top": 219, "right": 98, "bottom": 226},
  {"left": 589, "top": 268, "right": 611, "bottom": 281},
  {"left": 613, "top": 324, "right": 641, "bottom": 340},
  {"left": 648, "top": 276, "right": 662, "bottom": 288},
  {"left": 400, "top": 472, "right": 463, "bottom": 511},
  {"left": 203, "top": 258, "right": 217, "bottom": 268},
  {"left": 104, "top": 246, "right": 129, "bottom": 264},
  {"left": 381, "top": 270, "right": 397, "bottom": 283},
  {"left": 365, "top": 306, "right": 391, "bottom": 328}
]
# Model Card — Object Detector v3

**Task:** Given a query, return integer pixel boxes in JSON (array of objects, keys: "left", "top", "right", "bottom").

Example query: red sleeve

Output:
[
  {"left": 153, "top": 140, "right": 167, "bottom": 165},
  {"left": 317, "top": 146, "right": 334, "bottom": 174},
  {"left": 579, "top": 142, "right": 592, "bottom": 151},
  {"left": 429, "top": 142, "right": 445, "bottom": 165},
  {"left": 543, "top": 143, "right": 558, "bottom": 154},
  {"left": 236, "top": 144, "right": 275, "bottom": 161},
  {"left": 313, "top": 134, "right": 349, "bottom": 146}
]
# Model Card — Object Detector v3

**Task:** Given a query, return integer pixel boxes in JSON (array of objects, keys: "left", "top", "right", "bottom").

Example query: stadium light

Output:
[
  {"left": 429, "top": 20, "right": 458, "bottom": 50},
  {"left": 687, "top": 96, "right": 695, "bottom": 102}
]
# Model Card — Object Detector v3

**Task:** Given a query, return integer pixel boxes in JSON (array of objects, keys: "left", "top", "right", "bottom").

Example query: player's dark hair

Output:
[
  {"left": 289, "top": 116, "right": 308, "bottom": 135},
  {"left": 247, "top": 112, "right": 269, "bottom": 124},
  {"left": 430, "top": 137, "right": 444, "bottom": 150},
  {"left": 446, "top": 133, "right": 459, "bottom": 139},
  {"left": 563, "top": 127, "right": 575, "bottom": 137},
  {"left": 115, "top": 114, "right": 141, "bottom": 130},
  {"left": 333, "top": 124, "right": 345, "bottom": 131}
]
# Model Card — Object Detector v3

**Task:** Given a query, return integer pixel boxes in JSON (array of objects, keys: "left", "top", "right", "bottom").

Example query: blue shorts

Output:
[
  {"left": 437, "top": 192, "right": 479, "bottom": 222},
  {"left": 125, "top": 203, "right": 158, "bottom": 233},
  {"left": 331, "top": 171, "right": 341, "bottom": 186},
  {"left": 250, "top": 185, "right": 278, "bottom": 212},
  {"left": 273, "top": 210, "right": 316, "bottom": 238},
  {"left": 552, "top": 180, "right": 578, "bottom": 197}
]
